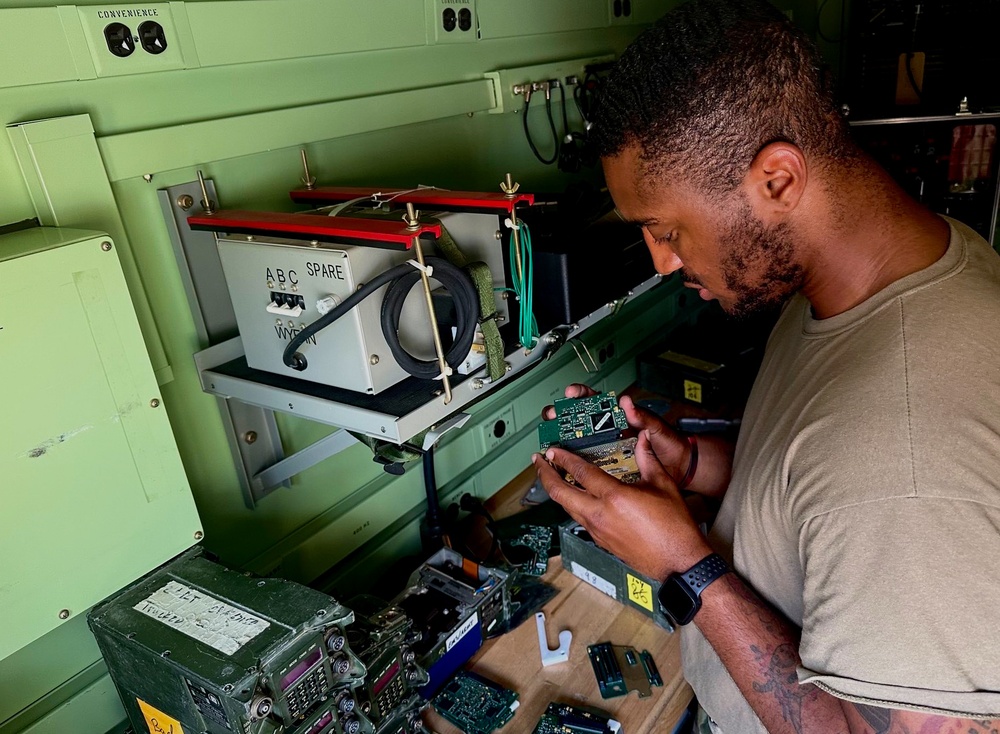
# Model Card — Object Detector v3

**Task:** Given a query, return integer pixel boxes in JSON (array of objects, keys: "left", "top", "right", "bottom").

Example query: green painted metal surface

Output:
[
  {"left": 98, "top": 79, "right": 498, "bottom": 182},
  {"left": 0, "top": 227, "right": 201, "bottom": 666},
  {"left": 8, "top": 117, "right": 173, "bottom": 384},
  {"left": 0, "top": 3, "right": 685, "bottom": 731}
]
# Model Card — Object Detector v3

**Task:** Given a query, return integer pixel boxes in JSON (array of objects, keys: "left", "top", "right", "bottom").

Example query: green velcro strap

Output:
[{"left": 436, "top": 226, "right": 507, "bottom": 382}]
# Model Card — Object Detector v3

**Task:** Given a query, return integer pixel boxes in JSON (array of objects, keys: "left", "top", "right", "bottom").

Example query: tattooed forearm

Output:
[
  {"left": 843, "top": 704, "right": 1000, "bottom": 733},
  {"left": 751, "top": 643, "right": 812, "bottom": 732},
  {"left": 855, "top": 704, "right": 892, "bottom": 733}
]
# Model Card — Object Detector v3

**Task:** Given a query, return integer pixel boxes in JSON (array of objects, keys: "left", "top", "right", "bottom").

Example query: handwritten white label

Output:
[
  {"left": 445, "top": 612, "right": 479, "bottom": 652},
  {"left": 570, "top": 562, "right": 618, "bottom": 599},
  {"left": 134, "top": 581, "right": 269, "bottom": 656}
]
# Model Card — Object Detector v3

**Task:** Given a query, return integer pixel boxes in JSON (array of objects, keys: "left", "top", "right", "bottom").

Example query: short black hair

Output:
[{"left": 593, "top": 0, "right": 855, "bottom": 193}]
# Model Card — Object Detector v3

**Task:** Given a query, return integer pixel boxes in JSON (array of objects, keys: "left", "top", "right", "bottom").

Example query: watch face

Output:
[{"left": 658, "top": 576, "right": 700, "bottom": 626}]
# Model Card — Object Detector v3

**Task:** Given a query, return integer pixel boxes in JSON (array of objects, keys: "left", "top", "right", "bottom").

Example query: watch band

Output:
[
  {"left": 680, "top": 553, "right": 729, "bottom": 594},
  {"left": 658, "top": 552, "right": 731, "bottom": 627}
]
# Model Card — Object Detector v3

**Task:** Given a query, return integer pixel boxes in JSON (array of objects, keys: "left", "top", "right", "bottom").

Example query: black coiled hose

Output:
[{"left": 282, "top": 256, "right": 478, "bottom": 381}]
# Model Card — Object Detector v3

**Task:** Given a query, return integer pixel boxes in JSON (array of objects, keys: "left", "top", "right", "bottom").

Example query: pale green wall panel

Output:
[
  {"left": 0, "top": 9, "right": 79, "bottom": 87},
  {"left": 0, "top": 4, "right": 679, "bottom": 732},
  {"left": 98, "top": 80, "right": 498, "bottom": 181},
  {"left": 187, "top": 0, "right": 425, "bottom": 66}
]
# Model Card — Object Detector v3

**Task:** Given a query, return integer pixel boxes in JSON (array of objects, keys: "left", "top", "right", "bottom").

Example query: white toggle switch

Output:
[{"left": 266, "top": 302, "right": 303, "bottom": 317}]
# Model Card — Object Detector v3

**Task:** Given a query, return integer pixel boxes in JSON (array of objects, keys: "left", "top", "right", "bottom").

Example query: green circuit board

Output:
[
  {"left": 538, "top": 392, "right": 628, "bottom": 450},
  {"left": 506, "top": 525, "right": 553, "bottom": 576},
  {"left": 532, "top": 702, "right": 620, "bottom": 734},
  {"left": 431, "top": 671, "right": 519, "bottom": 734}
]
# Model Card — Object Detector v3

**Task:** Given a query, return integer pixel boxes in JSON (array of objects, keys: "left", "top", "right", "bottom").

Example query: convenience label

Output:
[
  {"left": 626, "top": 573, "right": 654, "bottom": 612},
  {"left": 137, "top": 698, "right": 185, "bottom": 734},
  {"left": 683, "top": 379, "right": 703, "bottom": 403},
  {"left": 134, "top": 580, "right": 269, "bottom": 656},
  {"left": 570, "top": 562, "right": 617, "bottom": 599}
]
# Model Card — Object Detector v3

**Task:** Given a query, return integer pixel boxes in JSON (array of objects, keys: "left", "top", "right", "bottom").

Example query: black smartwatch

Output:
[{"left": 657, "top": 553, "right": 730, "bottom": 627}]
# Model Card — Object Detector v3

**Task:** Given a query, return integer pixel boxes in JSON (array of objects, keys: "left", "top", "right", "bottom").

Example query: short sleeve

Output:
[{"left": 796, "top": 497, "right": 1000, "bottom": 716}]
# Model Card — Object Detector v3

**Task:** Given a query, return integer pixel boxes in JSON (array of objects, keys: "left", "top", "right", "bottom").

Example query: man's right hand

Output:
[{"left": 541, "top": 384, "right": 734, "bottom": 499}]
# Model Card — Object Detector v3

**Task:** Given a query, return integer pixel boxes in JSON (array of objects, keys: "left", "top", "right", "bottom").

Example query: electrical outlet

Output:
[
  {"left": 608, "top": 0, "right": 635, "bottom": 24},
  {"left": 609, "top": 0, "right": 665, "bottom": 25},
  {"left": 479, "top": 405, "right": 516, "bottom": 454},
  {"left": 78, "top": 4, "right": 185, "bottom": 77},
  {"left": 594, "top": 337, "right": 619, "bottom": 367},
  {"left": 428, "top": 0, "right": 478, "bottom": 43}
]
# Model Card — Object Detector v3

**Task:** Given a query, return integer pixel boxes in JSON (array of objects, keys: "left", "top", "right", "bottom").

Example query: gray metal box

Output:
[{"left": 216, "top": 212, "right": 508, "bottom": 394}]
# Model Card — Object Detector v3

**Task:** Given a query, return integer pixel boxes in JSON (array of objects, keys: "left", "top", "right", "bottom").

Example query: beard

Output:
[{"left": 716, "top": 200, "right": 803, "bottom": 318}]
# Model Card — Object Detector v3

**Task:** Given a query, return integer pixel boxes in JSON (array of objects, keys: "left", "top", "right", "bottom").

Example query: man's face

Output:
[{"left": 603, "top": 147, "right": 803, "bottom": 318}]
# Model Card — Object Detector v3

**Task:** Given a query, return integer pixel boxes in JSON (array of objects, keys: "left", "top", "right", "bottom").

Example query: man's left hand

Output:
[{"left": 533, "top": 430, "right": 712, "bottom": 580}]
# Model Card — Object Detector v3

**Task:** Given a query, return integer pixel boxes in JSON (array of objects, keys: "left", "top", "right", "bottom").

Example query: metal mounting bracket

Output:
[{"left": 160, "top": 179, "right": 290, "bottom": 508}]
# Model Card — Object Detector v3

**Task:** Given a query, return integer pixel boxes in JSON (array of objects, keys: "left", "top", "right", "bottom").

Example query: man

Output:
[{"left": 534, "top": 0, "right": 1000, "bottom": 732}]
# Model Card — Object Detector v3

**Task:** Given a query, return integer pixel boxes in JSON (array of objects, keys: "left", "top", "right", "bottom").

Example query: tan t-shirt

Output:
[{"left": 681, "top": 219, "right": 1000, "bottom": 732}]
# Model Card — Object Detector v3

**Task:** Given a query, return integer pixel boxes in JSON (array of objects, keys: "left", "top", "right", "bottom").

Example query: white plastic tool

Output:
[{"left": 535, "top": 612, "right": 572, "bottom": 666}]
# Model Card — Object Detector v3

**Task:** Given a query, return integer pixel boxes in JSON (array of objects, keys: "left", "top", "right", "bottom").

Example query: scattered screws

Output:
[
  {"left": 176, "top": 194, "right": 194, "bottom": 210},
  {"left": 243, "top": 431, "right": 257, "bottom": 444},
  {"left": 150, "top": 398, "right": 161, "bottom": 408},
  {"left": 101, "top": 241, "right": 113, "bottom": 251},
  {"left": 194, "top": 530, "right": 204, "bottom": 540},
  {"left": 142, "top": 174, "right": 153, "bottom": 183},
  {"left": 369, "top": 355, "right": 380, "bottom": 365},
  {"left": 58, "top": 609, "right": 70, "bottom": 620}
]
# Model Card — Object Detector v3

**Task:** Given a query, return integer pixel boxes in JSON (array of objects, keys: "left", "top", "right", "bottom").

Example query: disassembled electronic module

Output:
[
  {"left": 538, "top": 391, "right": 640, "bottom": 484},
  {"left": 587, "top": 642, "right": 663, "bottom": 699},
  {"left": 88, "top": 550, "right": 430, "bottom": 734},
  {"left": 430, "top": 671, "right": 519, "bottom": 734},
  {"left": 505, "top": 525, "right": 554, "bottom": 577},
  {"left": 531, "top": 702, "right": 621, "bottom": 734}
]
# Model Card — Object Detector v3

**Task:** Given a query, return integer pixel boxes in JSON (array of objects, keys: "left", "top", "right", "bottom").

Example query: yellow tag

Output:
[
  {"left": 137, "top": 698, "right": 186, "bottom": 734},
  {"left": 683, "top": 379, "right": 703, "bottom": 404},
  {"left": 626, "top": 573, "right": 654, "bottom": 612}
]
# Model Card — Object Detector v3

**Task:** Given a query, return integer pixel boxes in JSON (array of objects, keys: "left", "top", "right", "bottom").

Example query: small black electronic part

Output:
[
  {"left": 532, "top": 702, "right": 621, "bottom": 734},
  {"left": 431, "top": 671, "right": 519, "bottom": 734},
  {"left": 640, "top": 650, "right": 663, "bottom": 687},
  {"left": 587, "top": 642, "right": 663, "bottom": 699}
]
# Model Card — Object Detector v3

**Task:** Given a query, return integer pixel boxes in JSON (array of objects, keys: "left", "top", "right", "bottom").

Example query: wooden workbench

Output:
[{"left": 422, "top": 467, "right": 694, "bottom": 734}]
